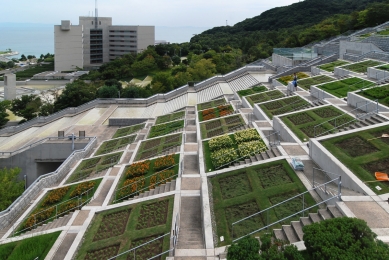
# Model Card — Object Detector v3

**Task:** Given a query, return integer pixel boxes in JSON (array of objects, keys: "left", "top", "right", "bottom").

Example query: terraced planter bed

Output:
[
  {"left": 155, "top": 111, "right": 185, "bottom": 125},
  {"left": 245, "top": 90, "right": 285, "bottom": 106},
  {"left": 237, "top": 85, "right": 268, "bottom": 97},
  {"left": 358, "top": 84, "right": 389, "bottom": 107},
  {"left": 203, "top": 128, "right": 267, "bottom": 171},
  {"left": 95, "top": 135, "right": 137, "bottom": 156},
  {"left": 200, "top": 114, "right": 246, "bottom": 139},
  {"left": 259, "top": 96, "right": 310, "bottom": 119},
  {"left": 298, "top": 75, "right": 334, "bottom": 90},
  {"left": 67, "top": 152, "right": 123, "bottom": 183},
  {"left": 376, "top": 64, "right": 389, "bottom": 72},
  {"left": 317, "top": 77, "right": 375, "bottom": 98},
  {"left": 112, "top": 123, "right": 145, "bottom": 138},
  {"left": 321, "top": 125, "right": 389, "bottom": 195},
  {"left": 113, "top": 154, "right": 180, "bottom": 203},
  {"left": 277, "top": 72, "right": 309, "bottom": 86},
  {"left": 76, "top": 197, "right": 174, "bottom": 260},
  {"left": 318, "top": 60, "right": 349, "bottom": 72},
  {"left": 135, "top": 134, "right": 182, "bottom": 161},
  {"left": 209, "top": 159, "right": 317, "bottom": 246},
  {"left": 280, "top": 106, "right": 355, "bottom": 141},
  {"left": 148, "top": 120, "right": 184, "bottom": 138},
  {"left": 197, "top": 98, "right": 226, "bottom": 110},
  {"left": 342, "top": 60, "right": 384, "bottom": 73},
  {"left": 198, "top": 104, "right": 234, "bottom": 122}
]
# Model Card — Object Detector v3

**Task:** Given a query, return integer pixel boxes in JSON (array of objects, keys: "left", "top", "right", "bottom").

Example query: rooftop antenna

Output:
[{"left": 95, "top": 0, "right": 98, "bottom": 28}]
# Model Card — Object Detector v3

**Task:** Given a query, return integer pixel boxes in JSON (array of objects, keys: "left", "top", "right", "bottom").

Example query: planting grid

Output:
[
  {"left": 259, "top": 96, "right": 310, "bottom": 119},
  {"left": 200, "top": 114, "right": 246, "bottom": 139},
  {"left": 297, "top": 75, "right": 334, "bottom": 90},
  {"left": 155, "top": 111, "right": 185, "bottom": 125},
  {"left": 281, "top": 106, "right": 355, "bottom": 141},
  {"left": 147, "top": 120, "right": 184, "bottom": 138},
  {"left": 316, "top": 77, "right": 375, "bottom": 98},
  {"left": 76, "top": 197, "right": 174, "bottom": 260},
  {"left": 95, "top": 135, "right": 137, "bottom": 156},
  {"left": 209, "top": 159, "right": 317, "bottom": 246},
  {"left": 112, "top": 123, "right": 145, "bottom": 139},
  {"left": 198, "top": 104, "right": 234, "bottom": 122},
  {"left": 236, "top": 85, "right": 268, "bottom": 97},
  {"left": 318, "top": 60, "right": 349, "bottom": 72},
  {"left": 197, "top": 98, "right": 226, "bottom": 111},
  {"left": 246, "top": 90, "right": 285, "bottom": 106},
  {"left": 358, "top": 84, "right": 389, "bottom": 107},
  {"left": 135, "top": 134, "right": 182, "bottom": 161},
  {"left": 276, "top": 72, "right": 309, "bottom": 86},
  {"left": 342, "top": 60, "right": 384, "bottom": 73},
  {"left": 321, "top": 125, "right": 389, "bottom": 195}
]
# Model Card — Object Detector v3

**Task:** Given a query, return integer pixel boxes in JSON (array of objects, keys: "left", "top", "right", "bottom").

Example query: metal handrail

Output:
[{"left": 264, "top": 131, "right": 280, "bottom": 147}]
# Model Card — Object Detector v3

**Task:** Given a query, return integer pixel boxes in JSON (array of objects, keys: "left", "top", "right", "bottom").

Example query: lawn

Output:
[
  {"left": 245, "top": 90, "right": 285, "bottom": 106},
  {"left": 95, "top": 135, "right": 137, "bottom": 156},
  {"left": 135, "top": 134, "right": 182, "bottom": 161},
  {"left": 67, "top": 152, "right": 123, "bottom": 183},
  {"left": 378, "top": 29, "right": 389, "bottom": 36},
  {"left": 113, "top": 154, "right": 180, "bottom": 203},
  {"left": 318, "top": 60, "right": 350, "bottom": 72},
  {"left": 197, "top": 98, "right": 226, "bottom": 110},
  {"left": 148, "top": 120, "right": 184, "bottom": 138},
  {"left": 358, "top": 84, "right": 389, "bottom": 107},
  {"left": 376, "top": 64, "right": 389, "bottom": 72},
  {"left": 200, "top": 114, "right": 246, "bottom": 139},
  {"left": 198, "top": 104, "right": 234, "bottom": 122},
  {"left": 236, "top": 85, "right": 268, "bottom": 97},
  {"left": 317, "top": 77, "right": 375, "bottom": 98},
  {"left": 155, "top": 111, "right": 185, "bottom": 125},
  {"left": 297, "top": 75, "right": 335, "bottom": 90},
  {"left": 259, "top": 96, "right": 310, "bottom": 119},
  {"left": 0, "top": 231, "right": 61, "bottom": 260},
  {"left": 321, "top": 125, "right": 389, "bottom": 195},
  {"left": 76, "top": 196, "right": 174, "bottom": 260},
  {"left": 342, "top": 60, "right": 384, "bottom": 73},
  {"left": 15, "top": 63, "right": 54, "bottom": 80},
  {"left": 280, "top": 106, "right": 355, "bottom": 141},
  {"left": 112, "top": 123, "right": 145, "bottom": 139},
  {"left": 277, "top": 72, "right": 309, "bottom": 86},
  {"left": 209, "top": 159, "right": 317, "bottom": 246}
]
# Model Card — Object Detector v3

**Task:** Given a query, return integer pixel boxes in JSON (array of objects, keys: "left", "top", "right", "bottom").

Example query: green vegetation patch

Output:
[
  {"left": 197, "top": 98, "right": 226, "bottom": 110},
  {"left": 317, "top": 77, "right": 375, "bottom": 98},
  {"left": 259, "top": 96, "right": 310, "bottom": 119},
  {"left": 280, "top": 106, "right": 355, "bottom": 141},
  {"left": 15, "top": 63, "right": 54, "bottom": 80},
  {"left": 112, "top": 123, "right": 145, "bottom": 139},
  {"left": 198, "top": 104, "right": 234, "bottom": 122},
  {"left": 277, "top": 72, "right": 309, "bottom": 86},
  {"left": 76, "top": 196, "right": 174, "bottom": 260},
  {"left": 200, "top": 114, "right": 245, "bottom": 139},
  {"left": 358, "top": 84, "right": 389, "bottom": 107},
  {"left": 342, "top": 60, "right": 384, "bottom": 73},
  {"left": 0, "top": 231, "right": 61, "bottom": 260},
  {"left": 155, "top": 111, "right": 185, "bottom": 125},
  {"left": 321, "top": 125, "right": 389, "bottom": 195},
  {"left": 95, "top": 135, "right": 136, "bottom": 156},
  {"left": 67, "top": 152, "right": 123, "bottom": 183},
  {"left": 148, "top": 120, "right": 184, "bottom": 138},
  {"left": 210, "top": 159, "right": 317, "bottom": 246},
  {"left": 245, "top": 90, "right": 285, "bottom": 106},
  {"left": 237, "top": 85, "right": 268, "bottom": 97},
  {"left": 0, "top": 167, "right": 24, "bottom": 211},
  {"left": 376, "top": 64, "right": 389, "bottom": 71},
  {"left": 318, "top": 60, "right": 350, "bottom": 72},
  {"left": 297, "top": 75, "right": 335, "bottom": 90},
  {"left": 135, "top": 134, "right": 182, "bottom": 161}
]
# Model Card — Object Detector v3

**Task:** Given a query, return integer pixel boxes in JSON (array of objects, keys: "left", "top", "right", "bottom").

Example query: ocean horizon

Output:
[{"left": 0, "top": 23, "right": 210, "bottom": 58}]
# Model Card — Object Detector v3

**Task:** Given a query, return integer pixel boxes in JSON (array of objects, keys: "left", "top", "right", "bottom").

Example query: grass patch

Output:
[
  {"left": 342, "top": 60, "right": 384, "bottom": 73},
  {"left": 297, "top": 75, "right": 335, "bottom": 90},
  {"left": 318, "top": 60, "right": 350, "bottom": 72},
  {"left": 376, "top": 64, "right": 389, "bottom": 72},
  {"left": 197, "top": 98, "right": 226, "bottom": 110},
  {"left": 245, "top": 90, "right": 285, "bottom": 107},
  {"left": 237, "top": 85, "right": 268, "bottom": 97},
  {"left": 95, "top": 135, "right": 136, "bottom": 156},
  {"left": 198, "top": 104, "right": 234, "bottom": 122},
  {"left": 15, "top": 63, "right": 54, "bottom": 80},
  {"left": 259, "top": 96, "right": 310, "bottom": 119},
  {"left": 135, "top": 134, "right": 182, "bottom": 161},
  {"left": 67, "top": 152, "right": 123, "bottom": 183},
  {"left": 317, "top": 77, "right": 375, "bottom": 98},
  {"left": 210, "top": 159, "right": 317, "bottom": 246},
  {"left": 280, "top": 106, "right": 355, "bottom": 141},
  {"left": 378, "top": 29, "right": 389, "bottom": 36},
  {"left": 277, "top": 72, "right": 309, "bottom": 86},
  {"left": 148, "top": 120, "right": 184, "bottom": 138},
  {"left": 200, "top": 114, "right": 245, "bottom": 139},
  {"left": 0, "top": 231, "right": 61, "bottom": 260},
  {"left": 155, "top": 111, "right": 185, "bottom": 125},
  {"left": 112, "top": 123, "right": 145, "bottom": 139},
  {"left": 358, "top": 84, "right": 389, "bottom": 107},
  {"left": 76, "top": 196, "right": 174, "bottom": 260},
  {"left": 321, "top": 125, "right": 389, "bottom": 195}
]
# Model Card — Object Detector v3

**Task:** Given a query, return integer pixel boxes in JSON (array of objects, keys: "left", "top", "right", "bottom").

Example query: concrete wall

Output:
[
  {"left": 339, "top": 41, "right": 382, "bottom": 59},
  {"left": 137, "top": 26, "right": 155, "bottom": 53},
  {"left": 347, "top": 91, "right": 389, "bottom": 112},
  {"left": 272, "top": 53, "right": 293, "bottom": 67},
  {"left": 367, "top": 66, "right": 389, "bottom": 81},
  {"left": 109, "top": 118, "right": 148, "bottom": 126},
  {"left": 311, "top": 66, "right": 321, "bottom": 75},
  {"left": 4, "top": 74, "right": 16, "bottom": 100},
  {"left": 273, "top": 116, "right": 300, "bottom": 143},
  {"left": 334, "top": 67, "right": 352, "bottom": 77},
  {"left": 310, "top": 85, "right": 337, "bottom": 100}
]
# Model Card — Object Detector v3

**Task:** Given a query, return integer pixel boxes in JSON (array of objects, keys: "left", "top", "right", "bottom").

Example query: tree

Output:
[
  {"left": 10, "top": 95, "right": 42, "bottom": 123},
  {"left": 0, "top": 100, "right": 10, "bottom": 128},
  {"left": 187, "top": 59, "right": 217, "bottom": 81},
  {"left": 0, "top": 167, "right": 24, "bottom": 211},
  {"left": 151, "top": 72, "right": 174, "bottom": 93},
  {"left": 172, "top": 55, "right": 181, "bottom": 66},
  {"left": 19, "top": 54, "right": 27, "bottom": 61},
  {"left": 227, "top": 236, "right": 260, "bottom": 260},
  {"left": 54, "top": 80, "right": 97, "bottom": 111},
  {"left": 97, "top": 85, "right": 119, "bottom": 98}
]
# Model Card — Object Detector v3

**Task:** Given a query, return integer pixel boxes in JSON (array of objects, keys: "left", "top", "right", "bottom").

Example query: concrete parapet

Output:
[
  {"left": 108, "top": 118, "right": 148, "bottom": 126},
  {"left": 367, "top": 67, "right": 389, "bottom": 81},
  {"left": 347, "top": 91, "right": 389, "bottom": 112},
  {"left": 334, "top": 67, "right": 352, "bottom": 77}
]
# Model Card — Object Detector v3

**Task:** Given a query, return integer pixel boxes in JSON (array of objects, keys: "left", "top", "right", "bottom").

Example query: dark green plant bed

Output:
[
  {"left": 321, "top": 125, "right": 389, "bottom": 195},
  {"left": 259, "top": 96, "right": 310, "bottom": 119},
  {"left": 342, "top": 60, "right": 384, "bottom": 73},
  {"left": 198, "top": 104, "right": 234, "bottom": 122},
  {"left": 277, "top": 72, "right": 309, "bottom": 86},
  {"left": 200, "top": 114, "right": 246, "bottom": 139},
  {"left": 280, "top": 106, "right": 355, "bottom": 141},
  {"left": 298, "top": 75, "right": 335, "bottom": 90},
  {"left": 237, "top": 85, "right": 268, "bottom": 97},
  {"left": 197, "top": 98, "right": 226, "bottom": 110},
  {"left": 95, "top": 135, "right": 136, "bottom": 156},
  {"left": 317, "top": 77, "right": 375, "bottom": 98},
  {"left": 112, "top": 123, "right": 145, "bottom": 139},
  {"left": 15, "top": 63, "right": 54, "bottom": 80},
  {"left": 376, "top": 64, "right": 389, "bottom": 72},
  {"left": 210, "top": 159, "right": 317, "bottom": 246},
  {"left": 135, "top": 134, "right": 182, "bottom": 161},
  {"left": 148, "top": 120, "right": 184, "bottom": 138},
  {"left": 155, "top": 111, "right": 185, "bottom": 125},
  {"left": 245, "top": 90, "right": 285, "bottom": 106},
  {"left": 76, "top": 197, "right": 174, "bottom": 260},
  {"left": 358, "top": 84, "right": 389, "bottom": 107},
  {"left": 318, "top": 60, "right": 349, "bottom": 72}
]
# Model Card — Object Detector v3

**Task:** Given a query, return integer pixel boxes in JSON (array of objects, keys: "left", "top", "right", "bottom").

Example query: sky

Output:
[{"left": 0, "top": 0, "right": 301, "bottom": 28}]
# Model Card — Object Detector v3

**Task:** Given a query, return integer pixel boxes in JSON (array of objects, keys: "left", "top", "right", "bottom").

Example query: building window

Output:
[
  {"left": 99, "top": 21, "right": 101, "bottom": 25},
  {"left": 91, "top": 21, "right": 94, "bottom": 25}
]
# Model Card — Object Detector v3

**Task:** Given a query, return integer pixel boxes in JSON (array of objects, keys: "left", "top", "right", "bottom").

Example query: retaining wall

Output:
[{"left": 347, "top": 91, "right": 389, "bottom": 112}]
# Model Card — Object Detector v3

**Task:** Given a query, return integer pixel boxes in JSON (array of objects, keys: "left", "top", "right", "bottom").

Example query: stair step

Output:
[
  {"left": 164, "top": 183, "right": 171, "bottom": 192},
  {"left": 255, "top": 154, "right": 262, "bottom": 161},
  {"left": 148, "top": 189, "right": 155, "bottom": 196},
  {"left": 234, "top": 163, "right": 240, "bottom": 167},
  {"left": 170, "top": 180, "right": 176, "bottom": 191},
  {"left": 158, "top": 184, "right": 165, "bottom": 193},
  {"left": 282, "top": 225, "right": 299, "bottom": 243},
  {"left": 273, "top": 229, "right": 288, "bottom": 242},
  {"left": 239, "top": 161, "right": 245, "bottom": 165},
  {"left": 271, "top": 148, "right": 281, "bottom": 157},
  {"left": 250, "top": 156, "right": 257, "bottom": 162},
  {"left": 245, "top": 159, "right": 251, "bottom": 164},
  {"left": 154, "top": 186, "right": 160, "bottom": 194},
  {"left": 261, "top": 152, "right": 269, "bottom": 160},
  {"left": 309, "top": 213, "right": 321, "bottom": 223},
  {"left": 266, "top": 150, "right": 274, "bottom": 158},
  {"left": 318, "top": 209, "right": 333, "bottom": 220},
  {"left": 291, "top": 221, "right": 304, "bottom": 241},
  {"left": 327, "top": 205, "right": 343, "bottom": 218}
]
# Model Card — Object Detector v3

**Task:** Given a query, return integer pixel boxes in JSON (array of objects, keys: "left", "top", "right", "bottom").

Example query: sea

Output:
[{"left": 0, "top": 23, "right": 210, "bottom": 58}]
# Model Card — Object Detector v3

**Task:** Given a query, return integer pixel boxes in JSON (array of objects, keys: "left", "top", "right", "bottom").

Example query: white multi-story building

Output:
[{"left": 54, "top": 17, "right": 155, "bottom": 72}]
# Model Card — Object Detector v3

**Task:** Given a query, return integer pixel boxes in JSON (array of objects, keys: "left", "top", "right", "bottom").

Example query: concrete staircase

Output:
[
  {"left": 338, "top": 114, "right": 388, "bottom": 132},
  {"left": 20, "top": 213, "right": 73, "bottom": 236},
  {"left": 229, "top": 147, "right": 282, "bottom": 168},
  {"left": 273, "top": 205, "right": 343, "bottom": 244},
  {"left": 196, "top": 83, "right": 224, "bottom": 104},
  {"left": 128, "top": 180, "right": 176, "bottom": 201}
]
